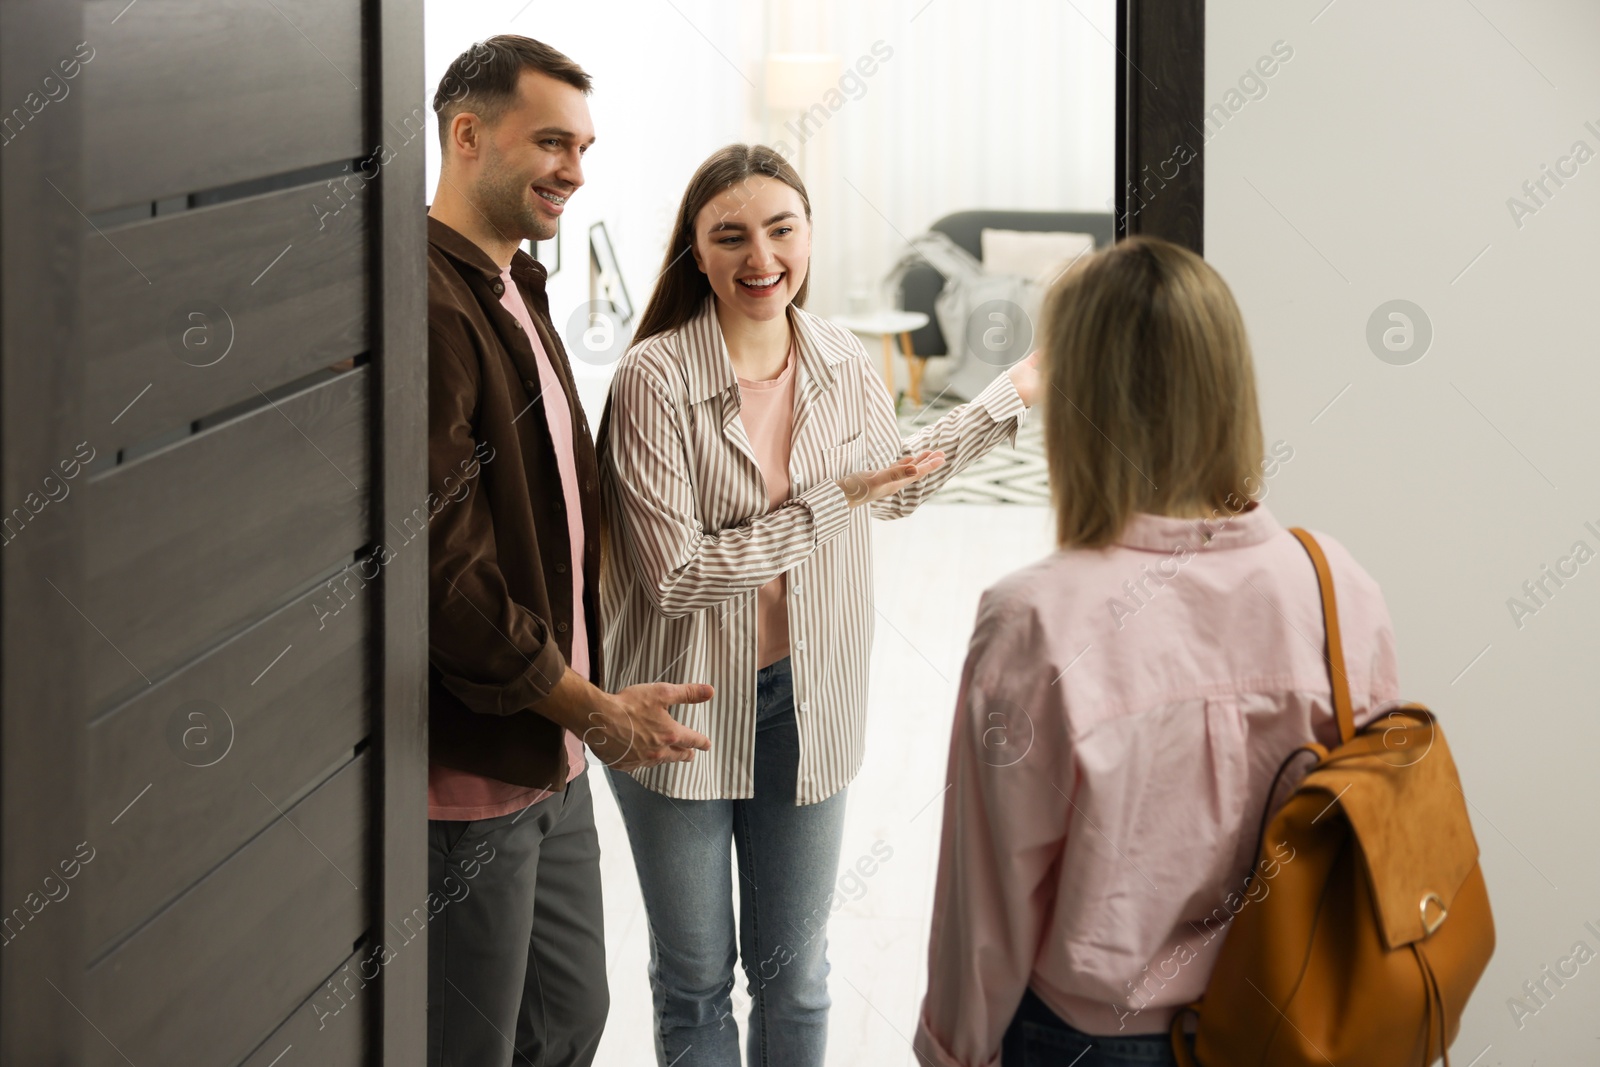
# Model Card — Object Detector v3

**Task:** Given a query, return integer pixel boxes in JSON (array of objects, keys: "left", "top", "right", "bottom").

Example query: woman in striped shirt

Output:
[{"left": 597, "top": 143, "right": 1039, "bottom": 1067}]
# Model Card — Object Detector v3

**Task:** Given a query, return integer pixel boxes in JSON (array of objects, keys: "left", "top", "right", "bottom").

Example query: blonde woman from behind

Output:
[{"left": 914, "top": 237, "right": 1400, "bottom": 1067}]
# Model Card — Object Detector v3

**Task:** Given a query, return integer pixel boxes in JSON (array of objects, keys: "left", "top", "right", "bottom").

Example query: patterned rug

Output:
[{"left": 896, "top": 392, "right": 1049, "bottom": 506}]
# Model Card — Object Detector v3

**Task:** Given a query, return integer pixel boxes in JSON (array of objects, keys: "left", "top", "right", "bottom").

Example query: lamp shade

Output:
[{"left": 764, "top": 53, "right": 842, "bottom": 111}]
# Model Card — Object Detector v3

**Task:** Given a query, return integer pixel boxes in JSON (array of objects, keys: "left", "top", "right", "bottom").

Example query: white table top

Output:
[{"left": 832, "top": 310, "right": 930, "bottom": 336}]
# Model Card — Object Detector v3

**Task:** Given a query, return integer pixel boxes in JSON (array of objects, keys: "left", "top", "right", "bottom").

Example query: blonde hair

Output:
[{"left": 1040, "top": 236, "right": 1265, "bottom": 549}]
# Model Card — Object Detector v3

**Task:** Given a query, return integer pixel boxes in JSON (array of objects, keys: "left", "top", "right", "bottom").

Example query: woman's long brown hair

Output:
[{"left": 633, "top": 144, "right": 812, "bottom": 343}]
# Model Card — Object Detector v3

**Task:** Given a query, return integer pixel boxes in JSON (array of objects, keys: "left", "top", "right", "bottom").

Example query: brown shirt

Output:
[{"left": 426, "top": 212, "right": 601, "bottom": 792}]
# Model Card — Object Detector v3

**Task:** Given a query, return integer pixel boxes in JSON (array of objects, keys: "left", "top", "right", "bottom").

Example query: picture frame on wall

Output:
[
  {"left": 588, "top": 220, "right": 633, "bottom": 326},
  {"left": 525, "top": 221, "right": 561, "bottom": 275}
]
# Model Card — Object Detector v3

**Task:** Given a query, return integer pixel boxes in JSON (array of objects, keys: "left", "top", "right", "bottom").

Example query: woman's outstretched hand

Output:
[
  {"left": 1007, "top": 348, "right": 1042, "bottom": 407},
  {"left": 837, "top": 449, "right": 946, "bottom": 508}
]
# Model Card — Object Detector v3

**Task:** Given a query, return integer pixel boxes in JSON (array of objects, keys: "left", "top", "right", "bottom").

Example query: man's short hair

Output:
[{"left": 433, "top": 35, "right": 592, "bottom": 150}]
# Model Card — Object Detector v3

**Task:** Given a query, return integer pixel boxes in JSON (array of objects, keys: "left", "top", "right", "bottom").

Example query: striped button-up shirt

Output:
[{"left": 597, "top": 296, "right": 1026, "bottom": 804}]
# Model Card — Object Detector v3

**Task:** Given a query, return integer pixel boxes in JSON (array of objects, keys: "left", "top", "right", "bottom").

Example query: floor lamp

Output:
[{"left": 763, "top": 52, "right": 841, "bottom": 179}]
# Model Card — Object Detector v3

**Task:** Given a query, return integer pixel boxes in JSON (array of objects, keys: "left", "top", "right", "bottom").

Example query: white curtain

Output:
[{"left": 769, "top": 0, "right": 1116, "bottom": 316}]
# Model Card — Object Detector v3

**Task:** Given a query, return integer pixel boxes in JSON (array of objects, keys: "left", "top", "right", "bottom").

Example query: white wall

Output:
[
  {"left": 1206, "top": 0, "right": 1600, "bottom": 1059},
  {"left": 423, "top": 0, "right": 1114, "bottom": 416}
]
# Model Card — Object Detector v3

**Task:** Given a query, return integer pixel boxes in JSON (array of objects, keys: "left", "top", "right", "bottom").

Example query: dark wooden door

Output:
[
  {"left": 1, "top": 2, "right": 428, "bottom": 1063},
  {"left": 1117, "top": 0, "right": 1205, "bottom": 252}
]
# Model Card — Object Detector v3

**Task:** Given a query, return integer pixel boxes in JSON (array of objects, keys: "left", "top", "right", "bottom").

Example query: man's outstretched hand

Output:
[
  {"left": 583, "top": 681, "right": 713, "bottom": 772},
  {"left": 532, "top": 669, "right": 713, "bottom": 773}
]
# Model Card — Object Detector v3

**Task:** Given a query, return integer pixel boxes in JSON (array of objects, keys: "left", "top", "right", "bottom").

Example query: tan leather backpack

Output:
[{"left": 1171, "top": 528, "right": 1495, "bottom": 1066}]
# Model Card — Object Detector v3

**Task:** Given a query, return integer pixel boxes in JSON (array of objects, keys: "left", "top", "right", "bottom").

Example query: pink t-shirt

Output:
[
  {"left": 426, "top": 265, "right": 589, "bottom": 821},
  {"left": 736, "top": 342, "right": 798, "bottom": 669}
]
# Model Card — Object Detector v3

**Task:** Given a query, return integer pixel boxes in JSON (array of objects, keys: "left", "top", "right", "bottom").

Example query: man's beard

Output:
[{"left": 475, "top": 147, "right": 557, "bottom": 244}]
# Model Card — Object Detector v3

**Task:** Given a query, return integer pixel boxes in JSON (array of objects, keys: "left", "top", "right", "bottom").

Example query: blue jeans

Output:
[
  {"left": 608, "top": 656, "right": 847, "bottom": 1067},
  {"left": 1002, "top": 988, "right": 1191, "bottom": 1066}
]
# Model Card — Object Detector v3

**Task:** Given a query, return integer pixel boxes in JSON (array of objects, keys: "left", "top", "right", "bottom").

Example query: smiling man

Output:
[{"left": 424, "top": 35, "right": 713, "bottom": 1067}]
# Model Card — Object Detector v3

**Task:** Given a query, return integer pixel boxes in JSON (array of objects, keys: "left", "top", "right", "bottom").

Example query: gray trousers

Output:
[{"left": 427, "top": 770, "right": 608, "bottom": 1067}]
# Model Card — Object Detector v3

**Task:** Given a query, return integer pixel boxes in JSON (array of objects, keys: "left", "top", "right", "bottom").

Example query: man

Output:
[{"left": 425, "top": 35, "right": 712, "bottom": 1067}]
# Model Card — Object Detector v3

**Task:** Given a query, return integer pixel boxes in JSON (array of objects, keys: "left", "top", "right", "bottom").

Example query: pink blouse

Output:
[{"left": 914, "top": 504, "right": 1400, "bottom": 1066}]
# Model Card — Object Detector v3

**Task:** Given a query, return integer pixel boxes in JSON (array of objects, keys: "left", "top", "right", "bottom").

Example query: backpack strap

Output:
[
  {"left": 1174, "top": 531, "right": 1376, "bottom": 1067},
  {"left": 1412, "top": 942, "right": 1451, "bottom": 1066},
  {"left": 1169, "top": 1004, "right": 1201, "bottom": 1066},
  {"left": 1288, "top": 528, "right": 1357, "bottom": 745}
]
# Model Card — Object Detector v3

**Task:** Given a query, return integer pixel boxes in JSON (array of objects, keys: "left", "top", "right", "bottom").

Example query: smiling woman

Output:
[
  {"left": 594, "top": 141, "right": 1041, "bottom": 1067},
  {"left": 633, "top": 146, "right": 812, "bottom": 345}
]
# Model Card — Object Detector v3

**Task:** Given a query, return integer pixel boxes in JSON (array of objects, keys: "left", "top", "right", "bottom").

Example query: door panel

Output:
[{"left": 81, "top": 0, "right": 366, "bottom": 212}]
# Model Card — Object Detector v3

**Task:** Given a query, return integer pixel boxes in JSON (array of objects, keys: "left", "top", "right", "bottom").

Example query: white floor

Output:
[{"left": 589, "top": 504, "right": 1057, "bottom": 1067}]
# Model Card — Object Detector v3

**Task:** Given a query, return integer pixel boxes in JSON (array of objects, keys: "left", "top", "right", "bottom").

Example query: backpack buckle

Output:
[{"left": 1420, "top": 892, "right": 1448, "bottom": 936}]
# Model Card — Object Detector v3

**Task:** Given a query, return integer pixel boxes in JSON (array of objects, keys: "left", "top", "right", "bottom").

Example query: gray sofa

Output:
[{"left": 896, "top": 209, "right": 1116, "bottom": 360}]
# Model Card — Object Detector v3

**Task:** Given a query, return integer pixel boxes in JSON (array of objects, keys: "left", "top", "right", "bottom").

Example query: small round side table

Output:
[{"left": 832, "top": 310, "right": 931, "bottom": 406}]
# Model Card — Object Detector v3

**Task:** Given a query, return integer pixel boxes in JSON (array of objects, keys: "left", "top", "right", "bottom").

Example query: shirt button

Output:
[
  {"left": 557, "top": 621, "right": 569, "bottom": 633},
  {"left": 492, "top": 281, "right": 505, "bottom": 294},
  {"left": 555, "top": 562, "right": 567, "bottom": 573},
  {"left": 792, "top": 579, "right": 802, "bottom": 594},
  {"left": 523, "top": 379, "right": 537, "bottom": 392},
  {"left": 799, "top": 701, "right": 809, "bottom": 713},
  {"left": 795, "top": 638, "right": 806, "bottom": 651}
]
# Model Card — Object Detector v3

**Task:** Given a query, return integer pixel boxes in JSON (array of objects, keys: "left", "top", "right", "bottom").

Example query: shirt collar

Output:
[
  {"left": 678, "top": 295, "right": 846, "bottom": 405},
  {"left": 1114, "top": 500, "right": 1283, "bottom": 553},
  {"left": 427, "top": 210, "right": 547, "bottom": 292}
]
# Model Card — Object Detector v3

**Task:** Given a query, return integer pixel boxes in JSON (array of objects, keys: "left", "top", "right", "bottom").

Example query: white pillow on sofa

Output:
[{"left": 980, "top": 228, "right": 1096, "bottom": 287}]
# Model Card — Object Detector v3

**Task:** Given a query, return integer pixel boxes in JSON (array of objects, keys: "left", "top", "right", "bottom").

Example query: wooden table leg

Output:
[
  {"left": 899, "top": 332, "right": 922, "bottom": 406},
  {"left": 880, "top": 333, "right": 895, "bottom": 394}
]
